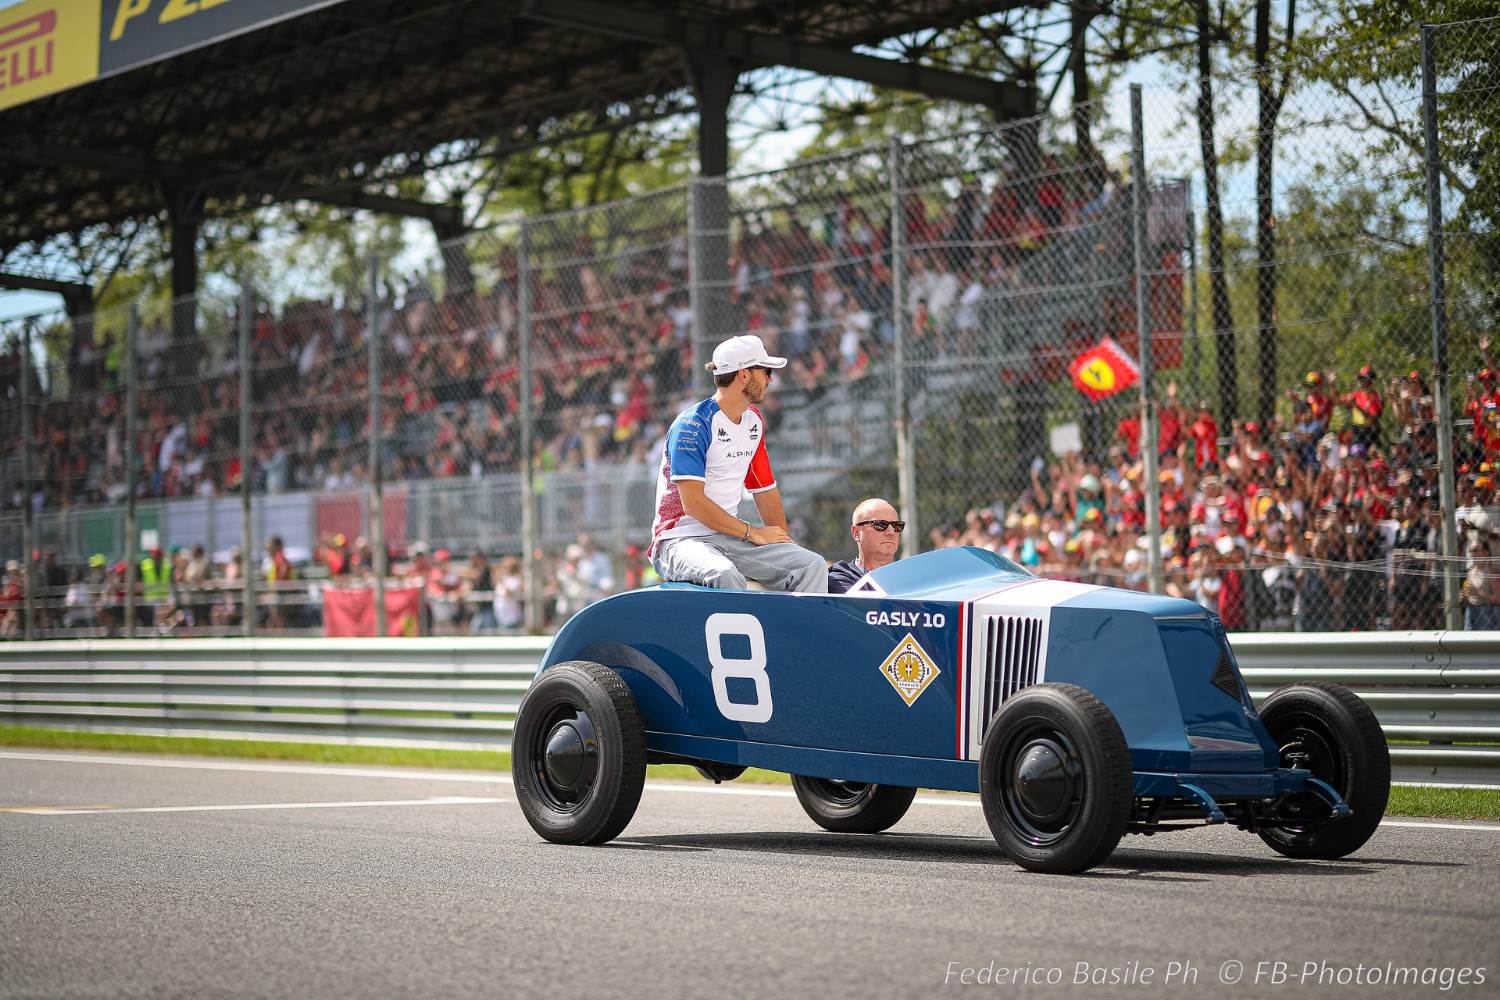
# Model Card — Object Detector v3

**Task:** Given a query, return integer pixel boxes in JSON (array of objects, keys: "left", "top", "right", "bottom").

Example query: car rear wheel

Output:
[
  {"left": 790, "top": 776, "right": 917, "bottom": 833},
  {"left": 1256, "top": 682, "right": 1389, "bottom": 860},
  {"left": 980, "top": 683, "right": 1132, "bottom": 874},
  {"left": 512, "top": 660, "right": 646, "bottom": 845}
]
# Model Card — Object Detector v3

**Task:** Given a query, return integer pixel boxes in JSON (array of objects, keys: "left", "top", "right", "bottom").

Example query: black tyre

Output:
[
  {"left": 512, "top": 660, "right": 647, "bottom": 845},
  {"left": 790, "top": 775, "right": 917, "bottom": 833},
  {"left": 1257, "top": 681, "right": 1390, "bottom": 860},
  {"left": 980, "top": 683, "right": 1132, "bottom": 874}
]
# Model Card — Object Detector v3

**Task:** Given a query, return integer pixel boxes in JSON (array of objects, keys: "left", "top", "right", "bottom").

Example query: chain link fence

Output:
[
  {"left": 1433, "top": 16, "right": 1500, "bottom": 631},
  {"left": 3, "top": 18, "right": 1497, "bottom": 637},
  {"left": 723, "top": 144, "right": 899, "bottom": 559}
]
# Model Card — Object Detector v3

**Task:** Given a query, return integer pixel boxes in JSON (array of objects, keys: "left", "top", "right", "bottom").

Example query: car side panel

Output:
[
  {"left": 1043, "top": 605, "right": 1194, "bottom": 771},
  {"left": 1046, "top": 601, "right": 1275, "bottom": 773},
  {"left": 544, "top": 588, "right": 963, "bottom": 762}
]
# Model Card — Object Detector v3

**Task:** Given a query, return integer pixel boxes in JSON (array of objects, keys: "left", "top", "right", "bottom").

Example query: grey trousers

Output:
[{"left": 652, "top": 534, "right": 829, "bottom": 593}]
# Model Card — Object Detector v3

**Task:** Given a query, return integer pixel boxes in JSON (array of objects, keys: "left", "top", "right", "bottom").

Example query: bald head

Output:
[
  {"left": 852, "top": 497, "right": 897, "bottom": 526},
  {"left": 850, "top": 497, "right": 901, "bottom": 572}
]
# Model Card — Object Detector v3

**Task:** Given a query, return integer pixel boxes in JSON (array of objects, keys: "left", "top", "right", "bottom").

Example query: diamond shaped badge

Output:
[{"left": 879, "top": 633, "right": 941, "bottom": 706}]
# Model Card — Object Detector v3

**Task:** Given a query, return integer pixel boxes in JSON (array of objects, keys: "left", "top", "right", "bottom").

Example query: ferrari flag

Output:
[
  {"left": 1068, "top": 337, "right": 1141, "bottom": 401},
  {"left": 323, "top": 585, "right": 423, "bottom": 637}
]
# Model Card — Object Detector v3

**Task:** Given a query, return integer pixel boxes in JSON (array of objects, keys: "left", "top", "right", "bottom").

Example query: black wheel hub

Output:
[
  {"left": 532, "top": 707, "right": 599, "bottom": 806},
  {"left": 1001, "top": 727, "right": 1084, "bottom": 845},
  {"left": 1276, "top": 722, "right": 1342, "bottom": 821},
  {"left": 1013, "top": 739, "right": 1079, "bottom": 825},
  {"left": 808, "top": 778, "right": 873, "bottom": 806}
]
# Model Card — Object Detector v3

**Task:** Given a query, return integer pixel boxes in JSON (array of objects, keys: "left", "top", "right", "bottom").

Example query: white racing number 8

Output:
[{"left": 705, "top": 612, "right": 772, "bottom": 723}]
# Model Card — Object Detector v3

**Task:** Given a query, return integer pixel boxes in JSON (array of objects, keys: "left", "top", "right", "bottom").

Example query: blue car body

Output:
[{"left": 539, "top": 546, "right": 1327, "bottom": 816}]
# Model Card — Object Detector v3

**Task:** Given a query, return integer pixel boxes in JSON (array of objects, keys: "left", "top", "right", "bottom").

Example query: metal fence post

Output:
[
  {"left": 124, "top": 305, "right": 139, "bottom": 638},
  {"left": 689, "top": 175, "right": 733, "bottom": 392},
  {"left": 519, "top": 218, "right": 541, "bottom": 633},
  {"left": 890, "top": 137, "right": 917, "bottom": 557},
  {"left": 687, "top": 180, "right": 708, "bottom": 394},
  {"left": 239, "top": 283, "right": 256, "bottom": 637},
  {"left": 1421, "top": 24, "right": 1463, "bottom": 631},
  {"left": 367, "top": 255, "right": 387, "bottom": 637},
  {"left": 1131, "top": 85, "right": 1164, "bottom": 594},
  {"left": 1186, "top": 177, "right": 1202, "bottom": 408},
  {"left": 20, "top": 320, "right": 34, "bottom": 640}
]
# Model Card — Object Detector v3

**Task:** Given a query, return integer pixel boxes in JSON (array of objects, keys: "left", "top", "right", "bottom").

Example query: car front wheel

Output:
[
  {"left": 980, "top": 683, "right": 1132, "bottom": 874},
  {"left": 1256, "top": 682, "right": 1390, "bottom": 860}
]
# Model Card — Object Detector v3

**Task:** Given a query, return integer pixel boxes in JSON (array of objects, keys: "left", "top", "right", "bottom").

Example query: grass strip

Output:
[{"left": 0, "top": 725, "right": 1493, "bottom": 817}]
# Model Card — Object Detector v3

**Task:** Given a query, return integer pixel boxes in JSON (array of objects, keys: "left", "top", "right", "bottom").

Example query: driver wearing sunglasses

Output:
[{"left": 827, "top": 497, "right": 907, "bottom": 594}]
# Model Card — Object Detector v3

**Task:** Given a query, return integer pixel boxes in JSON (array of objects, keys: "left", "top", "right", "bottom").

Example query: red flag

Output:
[
  {"left": 324, "top": 586, "right": 424, "bottom": 637},
  {"left": 1068, "top": 338, "right": 1141, "bottom": 401}
]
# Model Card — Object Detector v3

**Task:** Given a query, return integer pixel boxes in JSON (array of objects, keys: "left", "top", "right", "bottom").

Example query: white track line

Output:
[
  {"left": 2, "top": 795, "right": 502, "bottom": 816},
  {"left": 0, "top": 750, "right": 511, "bottom": 783},
  {"left": 2, "top": 750, "right": 1495, "bottom": 831},
  {"left": 1377, "top": 819, "right": 1500, "bottom": 832}
]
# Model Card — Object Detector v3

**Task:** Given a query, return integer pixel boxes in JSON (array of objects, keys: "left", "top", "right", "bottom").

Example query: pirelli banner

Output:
[
  {"left": 0, "top": 0, "right": 349, "bottom": 112},
  {"left": 0, "top": 0, "right": 99, "bottom": 111}
]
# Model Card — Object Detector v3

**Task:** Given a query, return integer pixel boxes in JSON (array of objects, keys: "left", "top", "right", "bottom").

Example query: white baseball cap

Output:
[{"left": 709, "top": 335, "right": 787, "bottom": 375}]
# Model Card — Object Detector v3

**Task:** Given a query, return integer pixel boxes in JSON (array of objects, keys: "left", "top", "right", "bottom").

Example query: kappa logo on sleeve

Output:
[{"left": 879, "top": 633, "right": 941, "bottom": 706}]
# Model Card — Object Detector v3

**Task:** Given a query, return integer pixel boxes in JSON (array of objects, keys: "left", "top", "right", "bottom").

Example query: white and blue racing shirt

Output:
[{"left": 649, "top": 397, "right": 776, "bottom": 555}]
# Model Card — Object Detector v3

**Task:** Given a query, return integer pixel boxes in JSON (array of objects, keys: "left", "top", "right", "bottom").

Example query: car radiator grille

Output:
[{"left": 983, "top": 614, "right": 1043, "bottom": 719}]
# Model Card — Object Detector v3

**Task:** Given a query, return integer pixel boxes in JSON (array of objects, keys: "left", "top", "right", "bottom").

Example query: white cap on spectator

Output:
[{"left": 709, "top": 335, "right": 787, "bottom": 375}]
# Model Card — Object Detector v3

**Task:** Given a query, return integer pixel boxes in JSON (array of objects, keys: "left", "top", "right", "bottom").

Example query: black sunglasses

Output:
[{"left": 855, "top": 519, "right": 906, "bottom": 533}]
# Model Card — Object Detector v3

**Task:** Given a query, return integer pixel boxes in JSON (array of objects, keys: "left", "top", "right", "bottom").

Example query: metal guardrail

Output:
[
  {"left": 1, "top": 632, "right": 1497, "bottom": 785},
  {"left": 0, "top": 638, "right": 548, "bottom": 750},
  {"left": 1232, "top": 632, "right": 1500, "bottom": 787}
]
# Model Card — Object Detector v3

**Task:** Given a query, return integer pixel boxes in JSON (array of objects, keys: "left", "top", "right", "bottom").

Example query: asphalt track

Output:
[{"left": 2, "top": 751, "right": 1498, "bottom": 1000}]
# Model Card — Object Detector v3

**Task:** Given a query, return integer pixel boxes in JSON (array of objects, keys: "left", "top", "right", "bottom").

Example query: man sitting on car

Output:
[{"left": 648, "top": 335, "right": 827, "bottom": 592}]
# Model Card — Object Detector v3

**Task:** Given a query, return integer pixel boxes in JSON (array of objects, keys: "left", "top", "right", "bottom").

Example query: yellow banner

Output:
[{"left": 0, "top": 0, "right": 100, "bottom": 111}]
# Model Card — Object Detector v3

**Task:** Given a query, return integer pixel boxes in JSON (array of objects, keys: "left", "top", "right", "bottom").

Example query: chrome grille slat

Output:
[{"left": 984, "top": 614, "right": 1043, "bottom": 722}]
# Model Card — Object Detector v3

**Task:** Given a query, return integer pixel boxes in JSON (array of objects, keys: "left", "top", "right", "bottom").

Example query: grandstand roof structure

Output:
[{"left": 0, "top": 0, "right": 1061, "bottom": 272}]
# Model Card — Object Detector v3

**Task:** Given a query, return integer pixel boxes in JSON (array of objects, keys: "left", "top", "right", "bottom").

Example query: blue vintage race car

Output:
[{"left": 512, "top": 547, "right": 1389, "bottom": 873}]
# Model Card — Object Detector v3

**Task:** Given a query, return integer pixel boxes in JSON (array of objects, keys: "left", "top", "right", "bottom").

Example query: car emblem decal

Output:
[{"left": 879, "top": 633, "right": 941, "bottom": 706}]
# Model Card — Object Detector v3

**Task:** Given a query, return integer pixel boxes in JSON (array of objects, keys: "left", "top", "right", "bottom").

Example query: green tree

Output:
[{"left": 1296, "top": 0, "right": 1500, "bottom": 363}]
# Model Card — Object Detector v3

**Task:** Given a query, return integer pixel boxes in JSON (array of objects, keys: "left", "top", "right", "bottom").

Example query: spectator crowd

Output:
[
  {"left": 8, "top": 343, "right": 1500, "bottom": 638},
  {"left": 2, "top": 152, "right": 1497, "bottom": 634},
  {"left": 2, "top": 156, "right": 1116, "bottom": 512},
  {"left": 925, "top": 358, "right": 1500, "bottom": 632}
]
